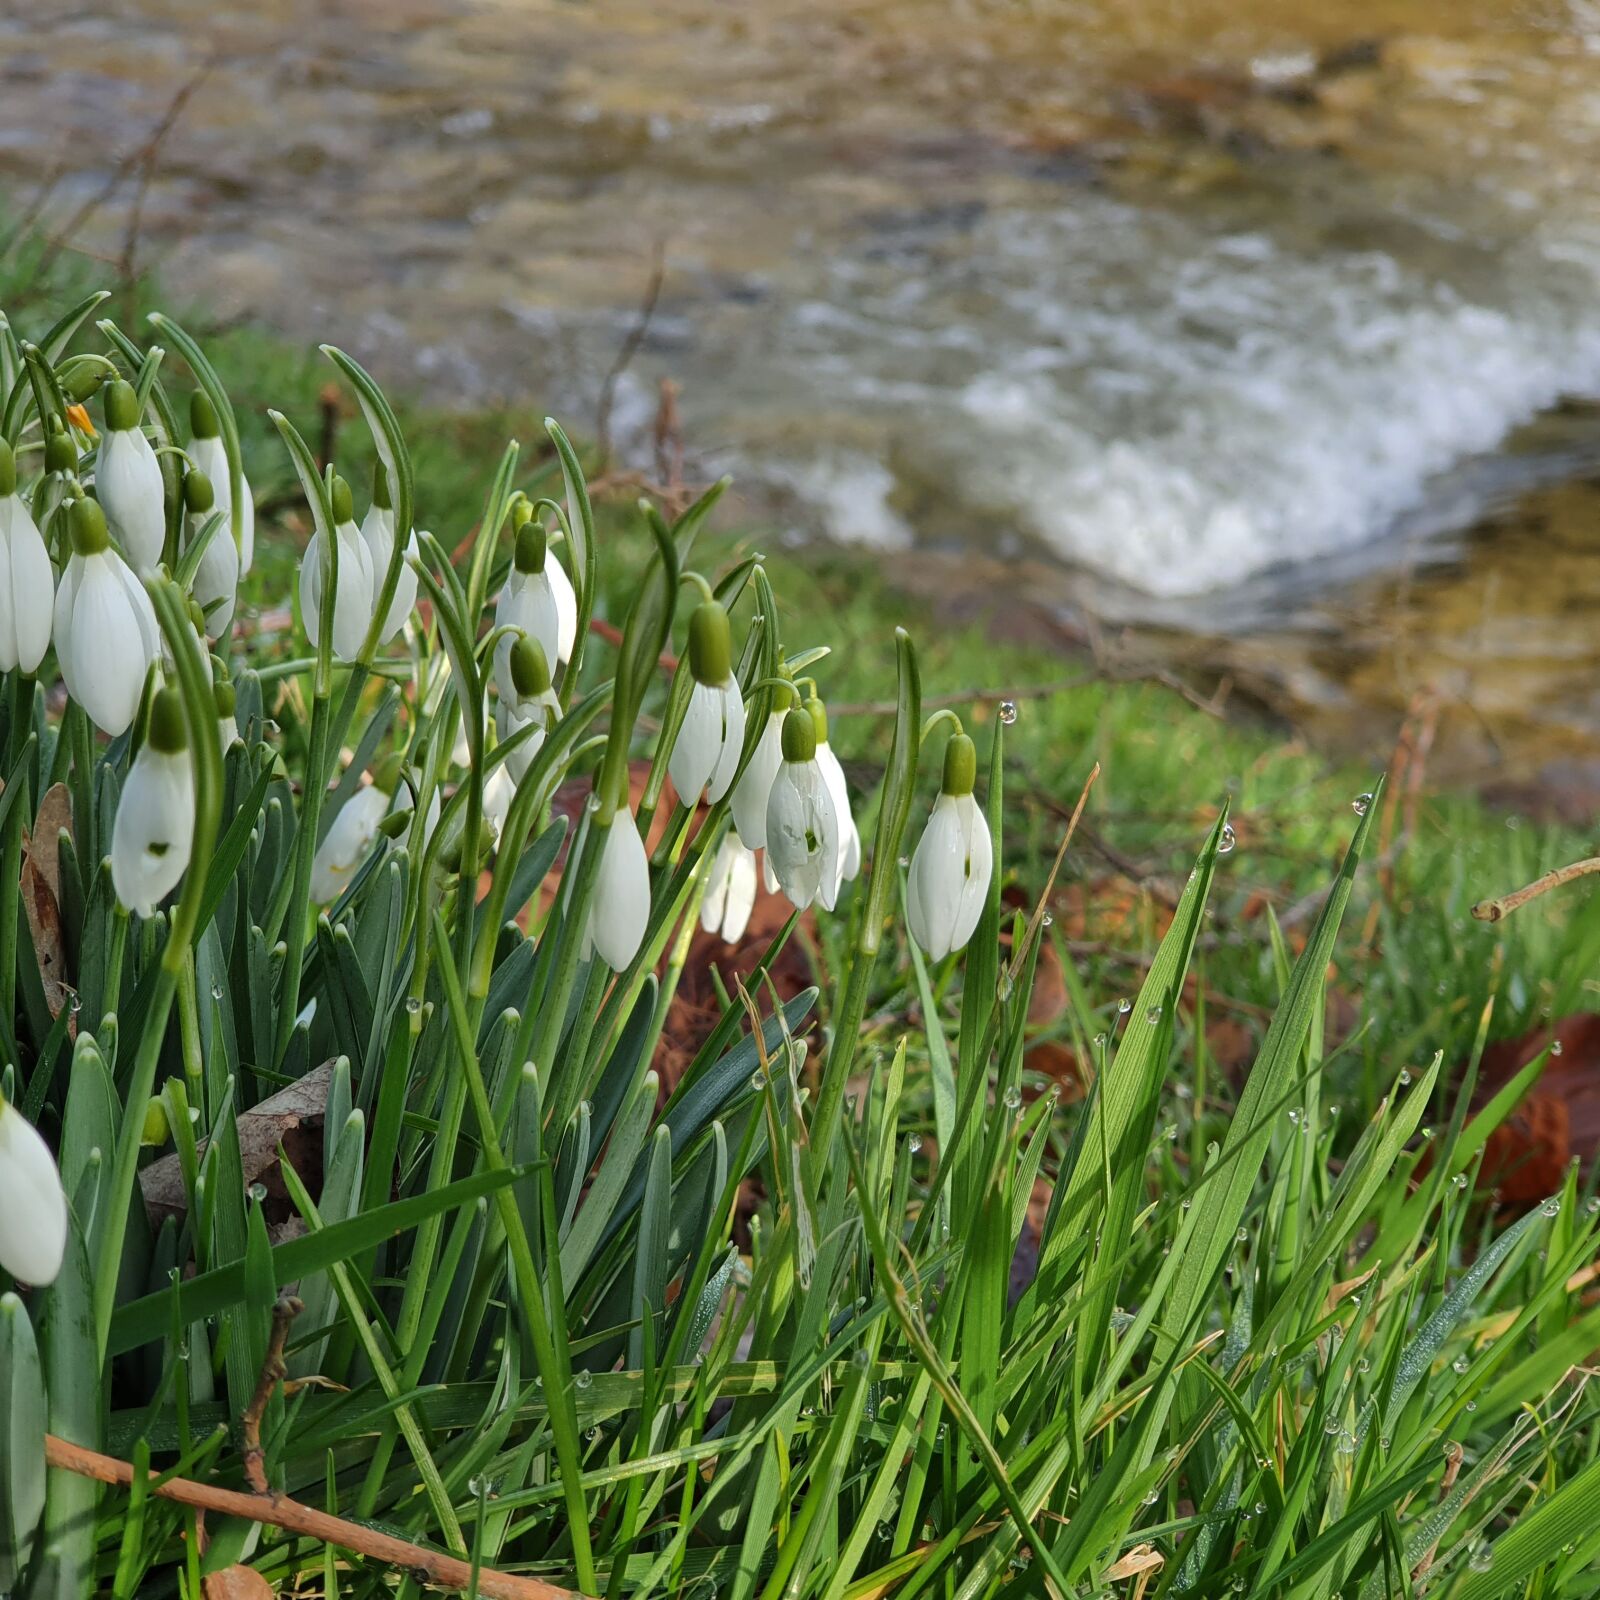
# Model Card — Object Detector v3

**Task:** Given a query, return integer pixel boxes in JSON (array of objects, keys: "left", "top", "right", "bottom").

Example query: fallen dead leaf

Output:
[
  {"left": 202, "top": 1567, "right": 274, "bottom": 1600},
  {"left": 20, "top": 783, "right": 73, "bottom": 1024},
  {"left": 1105, "top": 1544, "right": 1164, "bottom": 1581},
  {"left": 140, "top": 1061, "right": 335, "bottom": 1226}
]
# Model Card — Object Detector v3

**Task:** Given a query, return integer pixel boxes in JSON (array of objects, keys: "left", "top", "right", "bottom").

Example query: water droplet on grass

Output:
[
  {"left": 907, "top": 1133, "right": 923, "bottom": 1154},
  {"left": 575, "top": 1370, "right": 592, "bottom": 1390},
  {"left": 1117, "top": 998, "right": 1132, "bottom": 1016},
  {"left": 1551, "top": 1039, "right": 1564, "bottom": 1056},
  {"left": 1468, "top": 1545, "right": 1493, "bottom": 1572},
  {"left": 1218, "top": 823, "right": 1236, "bottom": 855},
  {"left": 1002, "top": 1085, "right": 1022, "bottom": 1110},
  {"left": 998, "top": 701, "right": 1017, "bottom": 725},
  {"left": 1541, "top": 1197, "right": 1561, "bottom": 1217},
  {"left": 1146, "top": 1004, "right": 1162, "bottom": 1024},
  {"left": 1352, "top": 793, "right": 1372, "bottom": 816}
]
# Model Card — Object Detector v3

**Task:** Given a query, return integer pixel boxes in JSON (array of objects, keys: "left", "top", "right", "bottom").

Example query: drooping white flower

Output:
[
  {"left": 906, "top": 733, "right": 992, "bottom": 960},
  {"left": 95, "top": 379, "right": 167, "bottom": 575},
  {"left": 299, "top": 474, "right": 375, "bottom": 662},
  {"left": 494, "top": 522, "right": 565, "bottom": 702},
  {"left": 310, "top": 781, "right": 391, "bottom": 903},
  {"left": 701, "top": 828, "right": 758, "bottom": 943},
  {"left": 497, "top": 633, "right": 561, "bottom": 782},
  {"left": 583, "top": 802, "right": 650, "bottom": 972},
  {"left": 0, "top": 438, "right": 54, "bottom": 673},
  {"left": 670, "top": 600, "right": 747, "bottom": 806},
  {"left": 189, "top": 389, "right": 255, "bottom": 574},
  {"left": 111, "top": 685, "right": 195, "bottom": 917},
  {"left": 730, "top": 684, "right": 793, "bottom": 850},
  {"left": 0, "top": 1096, "right": 68, "bottom": 1286},
  {"left": 765, "top": 708, "right": 841, "bottom": 912},
  {"left": 808, "top": 695, "right": 860, "bottom": 895},
  {"left": 483, "top": 761, "right": 516, "bottom": 844},
  {"left": 359, "top": 462, "right": 419, "bottom": 644},
  {"left": 182, "top": 467, "right": 238, "bottom": 642},
  {"left": 548, "top": 543, "right": 578, "bottom": 662},
  {"left": 54, "top": 497, "right": 160, "bottom": 737}
]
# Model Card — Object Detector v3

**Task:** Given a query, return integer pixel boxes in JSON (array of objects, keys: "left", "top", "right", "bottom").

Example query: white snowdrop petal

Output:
[
  {"left": 493, "top": 570, "right": 561, "bottom": 702},
  {"left": 670, "top": 683, "right": 724, "bottom": 805},
  {"left": 0, "top": 1101, "right": 68, "bottom": 1286},
  {"left": 765, "top": 759, "right": 839, "bottom": 912},
  {"left": 706, "top": 681, "right": 747, "bottom": 803},
  {"left": 310, "top": 785, "right": 390, "bottom": 902},
  {"left": 730, "top": 711, "right": 785, "bottom": 849},
  {"left": 907, "top": 793, "right": 991, "bottom": 958},
  {"left": 97, "top": 428, "right": 167, "bottom": 574},
  {"left": 548, "top": 554, "right": 578, "bottom": 662},
  {"left": 62, "top": 555, "right": 150, "bottom": 736},
  {"left": 189, "top": 511, "right": 240, "bottom": 641},
  {"left": 111, "top": 748, "right": 195, "bottom": 916},
  {"left": 949, "top": 793, "right": 993, "bottom": 951},
  {"left": 701, "top": 830, "right": 759, "bottom": 942},
  {"left": 585, "top": 809, "right": 650, "bottom": 972},
  {"left": 0, "top": 496, "right": 53, "bottom": 673}
]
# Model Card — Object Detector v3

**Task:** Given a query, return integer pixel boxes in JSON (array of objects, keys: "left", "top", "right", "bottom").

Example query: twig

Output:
[
  {"left": 42, "top": 1435, "right": 584, "bottom": 1600},
  {"left": 830, "top": 678, "right": 1092, "bottom": 719},
  {"left": 1472, "top": 856, "right": 1600, "bottom": 923},
  {"left": 595, "top": 240, "right": 666, "bottom": 464},
  {"left": 653, "top": 377, "right": 684, "bottom": 491},
  {"left": 240, "top": 1294, "right": 301, "bottom": 1494},
  {"left": 316, "top": 383, "right": 342, "bottom": 474}
]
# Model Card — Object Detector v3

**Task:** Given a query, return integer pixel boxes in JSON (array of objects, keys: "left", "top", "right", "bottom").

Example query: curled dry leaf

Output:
[{"left": 21, "top": 781, "right": 74, "bottom": 1023}]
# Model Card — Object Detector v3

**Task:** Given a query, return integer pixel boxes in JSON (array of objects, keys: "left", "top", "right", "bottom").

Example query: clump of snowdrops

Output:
[{"left": 0, "top": 291, "right": 1597, "bottom": 1600}]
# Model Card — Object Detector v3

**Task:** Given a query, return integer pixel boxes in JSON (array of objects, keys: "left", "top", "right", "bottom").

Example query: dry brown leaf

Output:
[
  {"left": 140, "top": 1060, "right": 335, "bottom": 1225},
  {"left": 20, "top": 784, "right": 73, "bottom": 1024},
  {"left": 202, "top": 1567, "right": 274, "bottom": 1600},
  {"left": 1105, "top": 1544, "right": 1164, "bottom": 1581}
]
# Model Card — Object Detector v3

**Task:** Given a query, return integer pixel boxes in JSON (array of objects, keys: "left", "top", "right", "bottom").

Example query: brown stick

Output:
[
  {"left": 240, "top": 1294, "right": 301, "bottom": 1494},
  {"left": 43, "top": 1435, "right": 584, "bottom": 1600},
  {"left": 1471, "top": 856, "right": 1600, "bottom": 923}
]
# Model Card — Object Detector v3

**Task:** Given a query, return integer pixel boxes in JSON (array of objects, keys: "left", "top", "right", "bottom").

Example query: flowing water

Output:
[{"left": 4, "top": 0, "right": 1600, "bottom": 786}]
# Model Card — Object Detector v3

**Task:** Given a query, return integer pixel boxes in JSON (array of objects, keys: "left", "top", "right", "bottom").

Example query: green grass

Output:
[{"left": 2, "top": 231, "right": 1599, "bottom": 1600}]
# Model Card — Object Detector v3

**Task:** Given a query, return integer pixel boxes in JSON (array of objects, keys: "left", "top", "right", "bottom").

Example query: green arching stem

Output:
[
  {"left": 919, "top": 707, "right": 964, "bottom": 745},
  {"left": 680, "top": 570, "right": 716, "bottom": 606}
]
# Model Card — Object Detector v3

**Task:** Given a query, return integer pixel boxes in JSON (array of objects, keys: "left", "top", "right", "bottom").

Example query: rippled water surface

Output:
[{"left": 4, "top": 0, "right": 1600, "bottom": 779}]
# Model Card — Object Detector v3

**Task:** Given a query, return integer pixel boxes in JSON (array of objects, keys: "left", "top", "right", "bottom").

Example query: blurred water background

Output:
[{"left": 5, "top": 0, "right": 1600, "bottom": 791}]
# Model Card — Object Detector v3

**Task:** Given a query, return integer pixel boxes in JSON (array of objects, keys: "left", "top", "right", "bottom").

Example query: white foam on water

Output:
[{"left": 757, "top": 197, "right": 1600, "bottom": 598}]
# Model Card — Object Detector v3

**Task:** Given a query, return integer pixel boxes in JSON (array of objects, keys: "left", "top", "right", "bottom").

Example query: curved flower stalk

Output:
[
  {"left": 766, "top": 706, "right": 841, "bottom": 911},
  {"left": 702, "top": 827, "right": 758, "bottom": 943},
  {"left": 0, "top": 1094, "right": 67, "bottom": 1286},
  {"left": 299, "top": 474, "right": 374, "bottom": 662},
  {"left": 731, "top": 679, "right": 793, "bottom": 850},
  {"left": 584, "top": 789, "right": 650, "bottom": 972},
  {"left": 188, "top": 390, "right": 255, "bottom": 574},
  {"left": 54, "top": 497, "right": 160, "bottom": 736},
  {"left": 494, "top": 521, "right": 566, "bottom": 703},
  {"left": 214, "top": 678, "right": 240, "bottom": 754},
  {"left": 95, "top": 379, "right": 167, "bottom": 575},
  {"left": 359, "top": 461, "right": 418, "bottom": 644},
  {"left": 907, "top": 730, "right": 991, "bottom": 959},
  {"left": 111, "top": 685, "right": 196, "bottom": 917},
  {"left": 497, "top": 633, "right": 561, "bottom": 783},
  {"left": 181, "top": 467, "right": 238, "bottom": 642},
  {"left": 670, "top": 599, "right": 746, "bottom": 806},
  {"left": 808, "top": 692, "right": 860, "bottom": 896},
  {"left": 0, "top": 439, "right": 54, "bottom": 673}
]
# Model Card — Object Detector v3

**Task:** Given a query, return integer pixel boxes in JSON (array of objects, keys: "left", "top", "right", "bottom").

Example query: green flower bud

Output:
[
  {"left": 687, "top": 600, "right": 732, "bottom": 686},
  {"left": 942, "top": 733, "right": 977, "bottom": 797},
  {"left": 781, "top": 706, "right": 817, "bottom": 763},
  {"left": 44, "top": 416, "right": 77, "bottom": 475},
  {"left": 61, "top": 357, "right": 105, "bottom": 404},
  {"left": 104, "top": 379, "right": 141, "bottom": 433},
  {"left": 806, "top": 693, "right": 829, "bottom": 745},
  {"left": 190, "top": 389, "right": 220, "bottom": 439},
  {"left": 372, "top": 752, "right": 405, "bottom": 795},
  {"left": 331, "top": 474, "right": 354, "bottom": 525},
  {"left": 140, "top": 1096, "right": 171, "bottom": 1148},
  {"left": 514, "top": 521, "right": 547, "bottom": 575},
  {"left": 511, "top": 498, "right": 533, "bottom": 530},
  {"left": 213, "top": 679, "right": 236, "bottom": 718},
  {"left": 188, "top": 598, "right": 207, "bottom": 636},
  {"left": 371, "top": 458, "right": 391, "bottom": 511},
  {"left": 510, "top": 633, "right": 551, "bottom": 698},
  {"left": 377, "top": 808, "right": 413, "bottom": 839},
  {"left": 0, "top": 438, "right": 14, "bottom": 497},
  {"left": 147, "top": 687, "right": 188, "bottom": 754},
  {"left": 69, "top": 496, "right": 111, "bottom": 556},
  {"left": 183, "top": 468, "right": 215, "bottom": 514}
]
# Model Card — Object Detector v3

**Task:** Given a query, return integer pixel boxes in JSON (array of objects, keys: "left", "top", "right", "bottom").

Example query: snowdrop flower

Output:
[
  {"left": 497, "top": 633, "right": 561, "bottom": 781},
  {"left": 188, "top": 390, "right": 255, "bottom": 574},
  {"left": 583, "top": 793, "right": 650, "bottom": 972},
  {"left": 494, "top": 522, "right": 566, "bottom": 703},
  {"left": 215, "top": 678, "right": 240, "bottom": 754},
  {"left": 765, "top": 707, "right": 840, "bottom": 912},
  {"left": 95, "top": 379, "right": 167, "bottom": 575},
  {"left": 182, "top": 467, "right": 238, "bottom": 642},
  {"left": 54, "top": 497, "right": 160, "bottom": 736},
  {"left": 907, "top": 732, "right": 992, "bottom": 959},
  {"left": 309, "top": 757, "right": 399, "bottom": 903},
  {"left": 670, "top": 600, "right": 746, "bottom": 805},
  {"left": 701, "top": 828, "right": 758, "bottom": 943},
  {"left": 111, "top": 686, "right": 195, "bottom": 916},
  {"left": 299, "top": 474, "right": 375, "bottom": 662},
  {"left": 0, "top": 1094, "right": 68, "bottom": 1285},
  {"left": 730, "top": 680, "right": 793, "bottom": 850},
  {"left": 808, "top": 693, "right": 860, "bottom": 895},
  {"left": 0, "top": 439, "right": 54, "bottom": 673},
  {"left": 360, "top": 461, "right": 418, "bottom": 644},
  {"left": 483, "top": 760, "right": 516, "bottom": 844}
]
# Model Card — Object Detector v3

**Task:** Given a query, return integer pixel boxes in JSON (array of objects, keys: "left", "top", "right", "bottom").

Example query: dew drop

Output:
[
  {"left": 1002, "top": 1085, "right": 1022, "bottom": 1111},
  {"left": 1042, "top": 911, "right": 1054, "bottom": 927},
  {"left": 1164, "top": 1123, "right": 1179, "bottom": 1141},
  {"left": 1452, "top": 1356, "right": 1469, "bottom": 1373},
  {"left": 1378, "top": 1437, "right": 1391, "bottom": 1451},
  {"left": 211, "top": 982, "right": 225, "bottom": 1001},
  {"left": 1352, "top": 793, "right": 1373, "bottom": 817},
  {"left": 907, "top": 1133, "right": 923, "bottom": 1155},
  {"left": 584, "top": 792, "right": 602, "bottom": 813},
  {"left": 1145, "top": 1004, "right": 1163, "bottom": 1025},
  {"left": 405, "top": 996, "right": 423, "bottom": 1016},
  {"left": 1236, "top": 1226, "right": 1248, "bottom": 1242},
  {"left": 1253, "top": 1501, "right": 1266, "bottom": 1516},
  {"left": 1541, "top": 1197, "right": 1561, "bottom": 1218},
  {"left": 1586, "top": 1197, "right": 1600, "bottom": 1215},
  {"left": 1093, "top": 1032, "right": 1107, "bottom": 1048},
  {"left": 1453, "top": 1173, "right": 1468, "bottom": 1190},
  {"left": 574, "top": 1370, "right": 592, "bottom": 1390},
  {"left": 1217, "top": 823, "right": 1236, "bottom": 855},
  {"left": 248, "top": 1182, "right": 268, "bottom": 1204},
  {"left": 1468, "top": 1544, "right": 1493, "bottom": 1572},
  {"left": 1356, "top": 1357, "right": 1370, "bottom": 1373},
  {"left": 1287, "top": 1108, "right": 1301, "bottom": 1125},
  {"left": 997, "top": 701, "right": 1018, "bottom": 725},
  {"left": 1398, "top": 1069, "right": 1412, "bottom": 1087},
  {"left": 1550, "top": 1039, "right": 1564, "bottom": 1057},
  {"left": 751, "top": 1071, "right": 766, "bottom": 1093},
  {"left": 1117, "top": 998, "right": 1133, "bottom": 1016},
  {"left": 1464, "top": 1400, "right": 1476, "bottom": 1412},
  {"left": 1324, "top": 1419, "right": 1341, "bottom": 1436}
]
